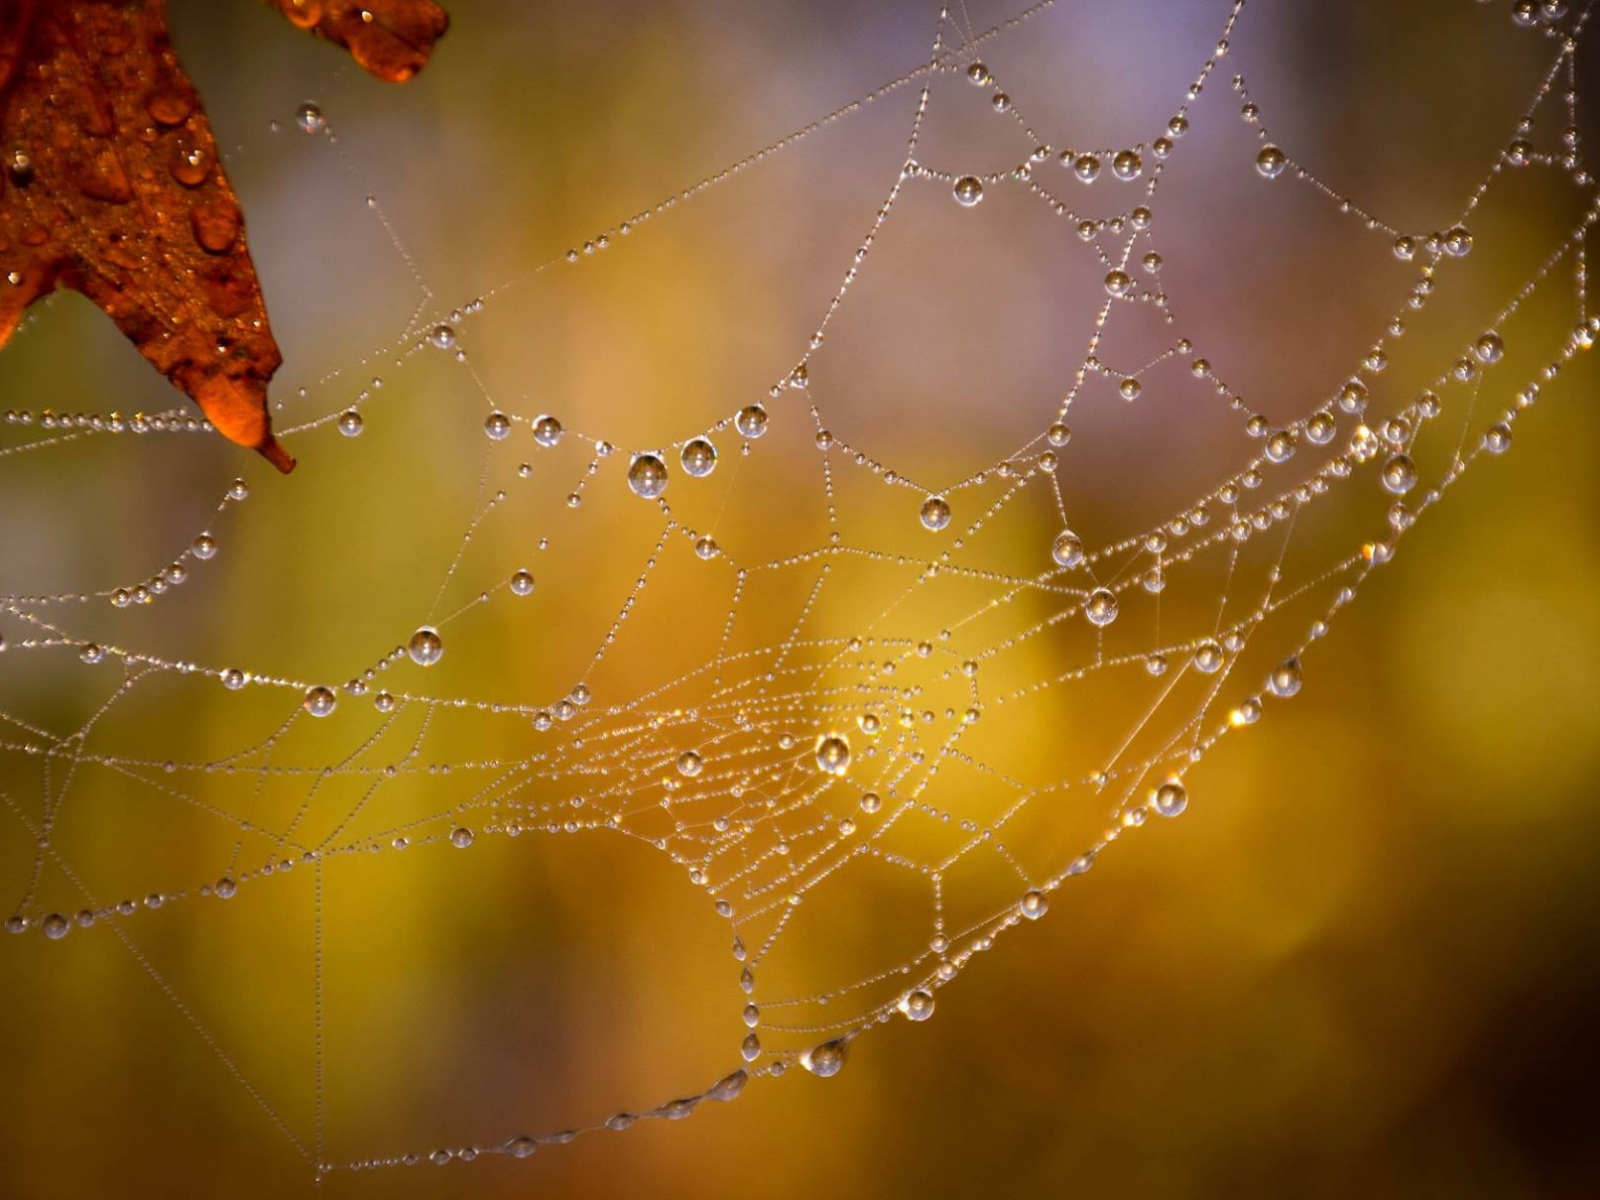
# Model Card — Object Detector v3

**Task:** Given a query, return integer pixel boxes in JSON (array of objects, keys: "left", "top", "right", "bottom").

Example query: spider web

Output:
[{"left": 0, "top": 0, "right": 1596, "bottom": 1183}]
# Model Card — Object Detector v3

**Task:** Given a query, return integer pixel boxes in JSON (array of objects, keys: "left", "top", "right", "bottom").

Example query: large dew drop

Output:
[
  {"left": 1381, "top": 453, "right": 1417, "bottom": 495},
  {"left": 708, "top": 1070, "right": 748, "bottom": 1101},
  {"left": 735, "top": 405, "right": 769, "bottom": 438},
  {"left": 533, "top": 415, "right": 564, "bottom": 447},
  {"left": 800, "top": 1038, "right": 849, "bottom": 1077},
  {"left": 1084, "top": 587, "right": 1119, "bottom": 627},
  {"left": 408, "top": 627, "right": 444, "bottom": 667},
  {"left": 303, "top": 686, "right": 337, "bottom": 718},
  {"left": 681, "top": 437, "right": 718, "bottom": 478},
  {"left": 815, "top": 735, "right": 851, "bottom": 775},
  {"left": 1051, "top": 530, "right": 1084, "bottom": 568},
  {"left": 627, "top": 453, "right": 669, "bottom": 499},
  {"left": 1152, "top": 779, "right": 1188, "bottom": 817},
  {"left": 1268, "top": 657, "right": 1303, "bottom": 698}
]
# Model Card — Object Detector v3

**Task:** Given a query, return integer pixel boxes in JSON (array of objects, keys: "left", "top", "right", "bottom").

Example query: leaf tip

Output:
[{"left": 259, "top": 437, "right": 297, "bottom": 474}]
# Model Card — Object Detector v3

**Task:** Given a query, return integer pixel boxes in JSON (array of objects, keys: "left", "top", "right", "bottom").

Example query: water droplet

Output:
[
  {"left": 509, "top": 570, "right": 536, "bottom": 596},
  {"left": 190, "top": 197, "right": 241, "bottom": 252},
  {"left": 952, "top": 176, "right": 984, "bottom": 206},
  {"left": 680, "top": 437, "right": 718, "bottom": 478},
  {"left": 450, "top": 827, "right": 475, "bottom": 849},
  {"left": 7, "top": 148, "right": 34, "bottom": 187},
  {"left": 295, "top": 102, "right": 325, "bottom": 134},
  {"left": 532, "top": 415, "right": 563, "bottom": 447},
  {"left": 1152, "top": 779, "right": 1188, "bottom": 817},
  {"left": 1084, "top": 587, "right": 1118, "bottom": 627},
  {"left": 677, "top": 750, "right": 704, "bottom": 777},
  {"left": 919, "top": 496, "right": 952, "bottom": 531},
  {"left": 708, "top": 1070, "right": 748, "bottom": 1101},
  {"left": 170, "top": 143, "right": 211, "bottom": 187},
  {"left": 627, "top": 453, "right": 669, "bottom": 499},
  {"left": 1443, "top": 225, "right": 1473, "bottom": 257},
  {"left": 735, "top": 405, "right": 769, "bottom": 438},
  {"left": 1256, "top": 145, "right": 1286, "bottom": 177},
  {"left": 815, "top": 735, "right": 851, "bottom": 775},
  {"left": 1019, "top": 889, "right": 1048, "bottom": 919},
  {"left": 1381, "top": 453, "right": 1417, "bottom": 495},
  {"left": 1192, "top": 640, "right": 1224, "bottom": 673},
  {"left": 1051, "top": 530, "right": 1083, "bottom": 568},
  {"left": 338, "top": 409, "right": 363, "bottom": 437},
  {"left": 484, "top": 412, "right": 512, "bottom": 440},
  {"left": 1268, "top": 657, "right": 1303, "bottom": 698},
  {"left": 408, "top": 627, "right": 443, "bottom": 667},
  {"left": 41, "top": 913, "right": 69, "bottom": 940},
  {"left": 899, "top": 990, "right": 935, "bottom": 1021},
  {"left": 1338, "top": 381, "right": 1369, "bottom": 414},
  {"left": 303, "top": 686, "right": 337, "bottom": 717},
  {"left": 800, "top": 1038, "right": 849, "bottom": 1077}
]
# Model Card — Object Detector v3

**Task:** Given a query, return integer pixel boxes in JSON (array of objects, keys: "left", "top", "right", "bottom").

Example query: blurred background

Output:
[{"left": 2, "top": 0, "right": 1600, "bottom": 1196}]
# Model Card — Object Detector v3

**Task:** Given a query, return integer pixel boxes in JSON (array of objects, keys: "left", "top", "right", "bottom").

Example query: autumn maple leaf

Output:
[{"left": 0, "top": 0, "right": 448, "bottom": 473}]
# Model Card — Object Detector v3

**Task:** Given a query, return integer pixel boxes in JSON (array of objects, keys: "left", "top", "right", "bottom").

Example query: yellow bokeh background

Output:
[{"left": 2, "top": 2, "right": 1599, "bottom": 1197}]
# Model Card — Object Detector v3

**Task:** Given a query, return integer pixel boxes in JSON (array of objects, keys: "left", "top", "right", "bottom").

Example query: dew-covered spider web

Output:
[{"left": 1, "top": 0, "right": 1597, "bottom": 1185}]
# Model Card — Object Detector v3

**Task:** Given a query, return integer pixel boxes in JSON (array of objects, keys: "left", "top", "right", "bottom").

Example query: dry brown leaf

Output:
[{"left": 0, "top": 0, "right": 448, "bottom": 473}]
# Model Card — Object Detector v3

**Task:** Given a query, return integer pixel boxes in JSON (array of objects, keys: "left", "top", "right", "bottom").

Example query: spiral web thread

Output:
[{"left": 0, "top": 0, "right": 1596, "bottom": 1179}]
